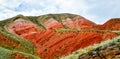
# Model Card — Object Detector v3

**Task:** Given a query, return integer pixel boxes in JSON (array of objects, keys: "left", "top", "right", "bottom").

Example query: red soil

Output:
[
  {"left": 103, "top": 18, "right": 120, "bottom": 30},
  {"left": 0, "top": 33, "right": 22, "bottom": 49},
  {"left": 61, "top": 17, "right": 96, "bottom": 30},
  {"left": 8, "top": 18, "right": 119, "bottom": 59},
  {"left": 43, "top": 18, "right": 63, "bottom": 29},
  {"left": 62, "top": 18, "right": 76, "bottom": 29},
  {"left": 11, "top": 53, "right": 29, "bottom": 59},
  {"left": 93, "top": 18, "right": 120, "bottom": 30},
  {"left": 102, "top": 32, "right": 117, "bottom": 40},
  {"left": 43, "top": 17, "right": 96, "bottom": 30},
  {"left": 73, "top": 16, "right": 96, "bottom": 30}
]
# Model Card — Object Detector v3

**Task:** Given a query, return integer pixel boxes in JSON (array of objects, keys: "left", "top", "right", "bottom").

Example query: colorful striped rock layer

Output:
[{"left": 0, "top": 13, "right": 120, "bottom": 59}]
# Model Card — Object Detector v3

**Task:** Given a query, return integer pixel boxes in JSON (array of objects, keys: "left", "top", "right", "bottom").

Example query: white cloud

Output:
[
  {"left": 0, "top": 0, "right": 23, "bottom": 9},
  {"left": 0, "top": 0, "right": 93, "bottom": 20},
  {"left": 0, "top": 0, "right": 120, "bottom": 24}
]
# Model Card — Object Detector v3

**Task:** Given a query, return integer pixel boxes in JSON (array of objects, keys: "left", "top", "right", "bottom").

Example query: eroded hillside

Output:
[{"left": 0, "top": 13, "right": 120, "bottom": 59}]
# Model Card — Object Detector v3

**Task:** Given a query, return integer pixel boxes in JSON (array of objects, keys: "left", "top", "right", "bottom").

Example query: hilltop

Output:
[{"left": 0, "top": 13, "right": 120, "bottom": 59}]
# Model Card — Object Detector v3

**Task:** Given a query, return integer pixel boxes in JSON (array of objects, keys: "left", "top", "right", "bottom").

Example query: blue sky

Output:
[{"left": 0, "top": 0, "right": 120, "bottom": 24}]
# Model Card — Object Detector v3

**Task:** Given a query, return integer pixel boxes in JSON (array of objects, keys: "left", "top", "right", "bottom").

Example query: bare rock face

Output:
[
  {"left": 103, "top": 18, "right": 120, "bottom": 30},
  {"left": 38, "top": 15, "right": 96, "bottom": 30},
  {"left": 0, "top": 13, "right": 120, "bottom": 59},
  {"left": 7, "top": 18, "right": 102, "bottom": 59},
  {"left": 73, "top": 16, "right": 96, "bottom": 30},
  {"left": 79, "top": 41, "right": 120, "bottom": 59},
  {"left": 93, "top": 18, "right": 120, "bottom": 30}
]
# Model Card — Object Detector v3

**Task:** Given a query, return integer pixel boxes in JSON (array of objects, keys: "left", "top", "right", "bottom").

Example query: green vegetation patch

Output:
[
  {"left": 59, "top": 35, "right": 120, "bottom": 59},
  {"left": 0, "top": 27, "right": 36, "bottom": 54},
  {"left": 0, "top": 47, "right": 40, "bottom": 59}
]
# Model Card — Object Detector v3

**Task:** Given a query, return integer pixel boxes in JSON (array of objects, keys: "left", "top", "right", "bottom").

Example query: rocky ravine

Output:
[{"left": 0, "top": 13, "right": 120, "bottom": 59}]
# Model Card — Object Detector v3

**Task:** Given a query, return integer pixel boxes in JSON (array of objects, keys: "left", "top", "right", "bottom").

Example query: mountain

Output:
[{"left": 0, "top": 13, "right": 120, "bottom": 59}]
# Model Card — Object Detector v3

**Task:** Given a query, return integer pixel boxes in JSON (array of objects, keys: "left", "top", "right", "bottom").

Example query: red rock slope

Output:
[{"left": 5, "top": 14, "right": 119, "bottom": 59}]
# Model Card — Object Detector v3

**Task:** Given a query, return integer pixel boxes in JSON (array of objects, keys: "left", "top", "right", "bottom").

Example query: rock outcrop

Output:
[{"left": 0, "top": 13, "right": 120, "bottom": 59}]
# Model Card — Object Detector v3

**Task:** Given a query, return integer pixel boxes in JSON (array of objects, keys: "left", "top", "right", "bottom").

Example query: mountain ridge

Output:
[{"left": 0, "top": 13, "right": 120, "bottom": 59}]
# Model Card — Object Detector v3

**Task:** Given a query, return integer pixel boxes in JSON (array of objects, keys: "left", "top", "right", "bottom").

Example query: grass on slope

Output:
[
  {"left": 0, "top": 15, "right": 40, "bottom": 54},
  {"left": 59, "top": 35, "right": 120, "bottom": 59},
  {"left": 0, "top": 27, "right": 36, "bottom": 54},
  {"left": 0, "top": 47, "right": 40, "bottom": 59},
  {"left": 55, "top": 28, "right": 120, "bottom": 34}
]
